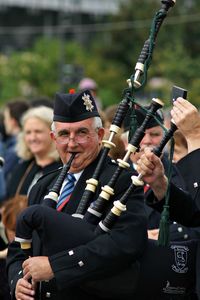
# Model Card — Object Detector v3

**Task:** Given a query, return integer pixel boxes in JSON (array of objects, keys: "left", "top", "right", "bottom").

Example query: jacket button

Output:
[
  {"left": 194, "top": 182, "right": 198, "bottom": 188},
  {"left": 78, "top": 260, "right": 84, "bottom": 267},
  {"left": 46, "top": 292, "right": 51, "bottom": 298}
]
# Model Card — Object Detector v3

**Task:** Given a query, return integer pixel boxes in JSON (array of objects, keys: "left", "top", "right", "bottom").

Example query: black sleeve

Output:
[
  {"left": 48, "top": 173, "right": 148, "bottom": 291},
  {"left": 177, "top": 149, "right": 200, "bottom": 199},
  {"left": 169, "top": 222, "right": 200, "bottom": 241},
  {"left": 146, "top": 183, "right": 200, "bottom": 227}
]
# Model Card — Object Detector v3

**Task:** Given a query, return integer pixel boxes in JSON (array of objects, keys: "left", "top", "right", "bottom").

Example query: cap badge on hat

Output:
[{"left": 82, "top": 93, "right": 94, "bottom": 112}]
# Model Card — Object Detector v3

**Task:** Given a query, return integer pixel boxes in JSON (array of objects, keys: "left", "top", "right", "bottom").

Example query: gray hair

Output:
[
  {"left": 51, "top": 116, "right": 103, "bottom": 132},
  {"left": 16, "top": 106, "right": 59, "bottom": 161}
]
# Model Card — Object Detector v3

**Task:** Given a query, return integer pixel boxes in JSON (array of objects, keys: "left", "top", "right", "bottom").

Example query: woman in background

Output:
[
  {"left": 0, "top": 105, "right": 61, "bottom": 299},
  {"left": 6, "top": 105, "right": 61, "bottom": 198}
]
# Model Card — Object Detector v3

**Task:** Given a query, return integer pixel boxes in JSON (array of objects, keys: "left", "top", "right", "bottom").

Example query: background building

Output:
[
  {"left": 0, "top": 0, "right": 127, "bottom": 52},
  {"left": 0, "top": 0, "right": 126, "bottom": 14}
]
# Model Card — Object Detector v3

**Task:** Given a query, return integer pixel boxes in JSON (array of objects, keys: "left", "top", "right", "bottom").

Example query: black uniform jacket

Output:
[
  {"left": 147, "top": 149, "right": 200, "bottom": 299},
  {"left": 147, "top": 149, "right": 200, "bottom": 227},
  {"left": 7, "top": 152, "right": 148, "bottom": 300},
  {"left": 146, "top": 152, "right": 200, "bottom": 241},
  {"left": 177, "top": 149, "right": 200, "bottom": 200}
]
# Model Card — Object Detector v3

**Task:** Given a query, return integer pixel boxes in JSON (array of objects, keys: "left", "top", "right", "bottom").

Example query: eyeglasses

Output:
[{"left": 54, "top": 130, "right": 98, "bottom": 145}]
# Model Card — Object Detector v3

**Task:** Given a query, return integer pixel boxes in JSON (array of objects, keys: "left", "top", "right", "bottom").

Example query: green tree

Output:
[{"left": 0, "top": 0, "right": 200, "bottom": 109}]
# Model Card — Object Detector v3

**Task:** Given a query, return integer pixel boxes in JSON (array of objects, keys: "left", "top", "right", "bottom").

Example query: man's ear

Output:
[
  {"left": 50, "top": 131, "right": 56, "bottom": 141},
  {"left": 98, "top": 127, "right": 105, "bottom": 141}
]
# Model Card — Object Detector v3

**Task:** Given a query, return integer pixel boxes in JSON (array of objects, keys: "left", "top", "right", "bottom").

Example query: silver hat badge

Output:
[{"left": 82, "top": 93, "right": 94, "bottom": 112}]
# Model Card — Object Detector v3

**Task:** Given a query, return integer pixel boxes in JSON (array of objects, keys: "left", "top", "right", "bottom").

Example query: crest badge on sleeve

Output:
[{"left": 171, "top": 245, "right": 188, "bottom": 274}]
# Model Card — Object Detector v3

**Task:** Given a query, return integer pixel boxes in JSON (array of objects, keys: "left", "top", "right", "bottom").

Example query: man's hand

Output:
[
  {"left": 0, "top": 248, "right": 7, "bottom": 259},
  {"left": 171, "top": 98, "right": 200, "bottom": 152},
  {"left": 137, "top": 148, "right": 168, "bottom": 200},
  {"left": 22, "top": 256, "right": 54, "bottom": 282},
  {"left": 148, "top": 229, "right": 159, "bottom": 240},
  {"left": 15, "top": 276, "right": 35, "bottom": 300}
]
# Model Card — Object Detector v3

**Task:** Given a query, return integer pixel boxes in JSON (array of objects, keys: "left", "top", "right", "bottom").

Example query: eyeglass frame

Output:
[
  {"left": 51, "top": 117, "right": 103, "bottom": 145},
  {"left": 52, "top": 127, "right": 101, "bottom": 145}
]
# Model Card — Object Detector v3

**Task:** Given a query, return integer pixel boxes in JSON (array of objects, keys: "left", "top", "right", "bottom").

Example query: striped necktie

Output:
[
  {"left": 144, "top": 184, "right": 150, "bottom": 193},
  {"left": 56, "top": 173, "right": 76, "bottom": 211}
]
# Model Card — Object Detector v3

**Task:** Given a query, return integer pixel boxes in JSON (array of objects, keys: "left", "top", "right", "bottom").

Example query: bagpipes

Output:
[
  {"left": 15, "top": 96, "right": 164, "bottom": 254},
  {"left": 14, "top": 0, "right": 197, "bottom": 297}
]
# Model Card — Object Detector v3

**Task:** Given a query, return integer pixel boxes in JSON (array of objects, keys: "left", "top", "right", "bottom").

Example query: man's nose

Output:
[
  {"left": 67, "top": 134, "right": 78, "bottom": 146},
  {"left": 141, "top": 133, "right": 152, "bottom": 145}
]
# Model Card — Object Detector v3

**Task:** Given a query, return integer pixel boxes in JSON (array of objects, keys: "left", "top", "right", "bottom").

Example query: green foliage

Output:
[
  {"left": 0, "top": 39, "right": 60, "bottom": 106},
  {"left": 0, "top": 0, "right": 200, "bottom": 109}
]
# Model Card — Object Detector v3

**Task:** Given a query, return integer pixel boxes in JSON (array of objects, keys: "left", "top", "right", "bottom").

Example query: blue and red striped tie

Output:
[{"left": 56, "top": 173, "right": 76, "bottom": 211}]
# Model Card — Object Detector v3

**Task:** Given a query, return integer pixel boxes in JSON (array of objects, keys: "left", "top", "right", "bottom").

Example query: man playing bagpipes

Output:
[{"left": 6, "top": 89, "right": 148, "bottom": 300}]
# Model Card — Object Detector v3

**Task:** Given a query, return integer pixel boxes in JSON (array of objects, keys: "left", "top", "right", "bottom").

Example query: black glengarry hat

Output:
[
  {"left": 53, "top": 90, "right": 100, "bottom": 122},
  {"left": 134, "top": 105, "right": 164, "bottom": 129},
  {"left": 123, "top": 104, "right": 164, "bottom": 132}
]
